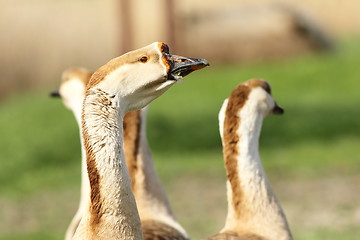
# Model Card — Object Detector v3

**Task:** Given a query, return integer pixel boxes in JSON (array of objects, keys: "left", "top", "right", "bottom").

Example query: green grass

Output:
[
  {"left": 1, "top": 38, "right": 360, "bottom": 239},
  {"left": 294, "top": 228, "right": 360, "bottom": 240}
]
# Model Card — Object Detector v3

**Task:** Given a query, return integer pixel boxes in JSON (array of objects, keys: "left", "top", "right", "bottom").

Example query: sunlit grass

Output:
[{"left": 294, "top": 227, "right": 360, "bottom": 240}]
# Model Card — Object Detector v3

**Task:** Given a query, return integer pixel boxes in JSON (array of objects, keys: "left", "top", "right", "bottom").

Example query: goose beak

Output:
[
  {"left": 272, "top": 103, "right": 284, "bottom": 115},
  {"left": 165, "top": 53, "right": 209, "bottom": 80},
  {"left": 50, "top": 89, "right": 61, "bottom": 98}
]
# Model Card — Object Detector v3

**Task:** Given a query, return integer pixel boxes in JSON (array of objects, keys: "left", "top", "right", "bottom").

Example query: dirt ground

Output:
[
  {"left": 1, "top": 173, "right": 359, "bottom": 239},
  {"left": 169, "top": 173, "right": 360, "bottom": 238}
]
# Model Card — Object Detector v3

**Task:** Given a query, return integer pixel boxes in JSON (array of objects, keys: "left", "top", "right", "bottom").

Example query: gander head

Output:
[
  {"left": 87, "top": 42, "right": 209, "bottom": 111},
  {"left": 218, "top": 79, "right": 283, "bottom": 139},
  {"left": 244, "top": 79, "right": 284, "bottom": 116},
  {"left": 50, "top": 67, "right": 92, "bottom": 111}
]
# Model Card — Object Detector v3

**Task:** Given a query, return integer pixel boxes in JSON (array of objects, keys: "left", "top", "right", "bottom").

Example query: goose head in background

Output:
[{"left": 50, "top": 67, "right": 92, "bottom": 123}]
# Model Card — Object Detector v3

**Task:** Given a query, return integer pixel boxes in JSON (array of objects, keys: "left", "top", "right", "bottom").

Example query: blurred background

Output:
[{"left": 0, "top": 0, "right": 359, "bottom": 239}]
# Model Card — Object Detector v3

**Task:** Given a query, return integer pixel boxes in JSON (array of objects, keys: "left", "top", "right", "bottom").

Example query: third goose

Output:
[
  {"left": 204, "top": 79, "right": 293, "bottom": 240},
  {"left": 51, "top": 67, "right": 93, "bottom": 240},
  {"left": 123, "top": 109, "right": 190, "bottom": 240}
]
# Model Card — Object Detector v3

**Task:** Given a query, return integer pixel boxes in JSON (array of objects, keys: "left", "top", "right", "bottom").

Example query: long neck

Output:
[
  {"left": 222, "top": 104, "right": 292, "bottom": 240},
  {"left": 76, "top": 89, "right": 143, "bottom": 240},
  {"left": 123, "top": 109, "right": 188, "bottom": 236},
  {"left": 72, "top": 103, "right": 90, "bottom": 211},
  {"left": 64, "top": 103, "right": 91, "bottom": 240}
]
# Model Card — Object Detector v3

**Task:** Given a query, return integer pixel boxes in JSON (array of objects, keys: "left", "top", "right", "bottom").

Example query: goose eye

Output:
[{"left": 139, "top": 56, "right": 149, "bottom": 63}]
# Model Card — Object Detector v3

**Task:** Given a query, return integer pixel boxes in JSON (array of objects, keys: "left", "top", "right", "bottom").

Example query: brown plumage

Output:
[
  {"left": 123, "top": 110, "right": 141, "bottom": 189},
  {"left": 204, "top": 231, "right": 265, "bottom": 240},
  {"left": 82, "top": 89, "right": 117, "bottom": 228},
  {"left": 123, "top": 109, "right": 189, "bottom": 239},
  {"left": 142, "top": 220, "right": 190, "bottom": 240},
  {"left": 61, "top": 67, "right": 93, "bottom": 85},
  {"left": 223, "top": 84, "right": 250, "bottom": 218}
]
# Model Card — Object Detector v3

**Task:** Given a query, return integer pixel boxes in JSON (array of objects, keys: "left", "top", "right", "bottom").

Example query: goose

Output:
[
  {"left": 204, "top": 79, "right": 293, "bottom": 240},
  {"left": 72, "top": 42, "right": 208, "bottom": 240},
  {"left": 52, "top": 67, "right": 189, "bottom": 239},
  {"left": 123, "top": 109, "right": 190, "bottom": 240},
  {"left": 50, "top": 67, "right": 93, "bottom": 240}
]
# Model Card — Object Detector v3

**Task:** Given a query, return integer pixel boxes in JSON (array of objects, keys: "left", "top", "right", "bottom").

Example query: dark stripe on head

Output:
[{"left": 246, "top": 78, "right": 271, "bottom": 94}]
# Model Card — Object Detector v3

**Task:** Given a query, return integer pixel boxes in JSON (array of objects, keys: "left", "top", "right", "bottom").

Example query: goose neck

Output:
[{"left": 80, "top": 88, "right": 142, "bottom": 239}]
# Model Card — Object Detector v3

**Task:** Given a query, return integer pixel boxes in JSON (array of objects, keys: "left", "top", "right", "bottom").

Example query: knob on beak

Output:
[{"left": 165, "top": 53, "right": 210, "bottom": 80}]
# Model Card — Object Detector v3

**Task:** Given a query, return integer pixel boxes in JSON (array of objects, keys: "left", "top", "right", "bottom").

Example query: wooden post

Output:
[
  {"left": 119, "top": 0, "right": 133, "bottom": 54},
  {"left": 164, "top": 0, "right": 177, "bottom": 52}
]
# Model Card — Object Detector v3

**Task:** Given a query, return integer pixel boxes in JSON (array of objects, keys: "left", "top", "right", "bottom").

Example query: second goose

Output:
[{"left": 204, "top": 79, "right": 293, "bottom": 240}]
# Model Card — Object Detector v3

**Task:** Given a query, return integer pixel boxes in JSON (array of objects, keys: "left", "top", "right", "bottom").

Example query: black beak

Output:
[
  {"left": 50, "top": 89, "right": 61, "bottom": 98},
  {"left": 165, "top": 53, "right": 209, "bottom": 80},
  {"left": 272, "top": 103, "right": 284, "bottom": 115}
]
